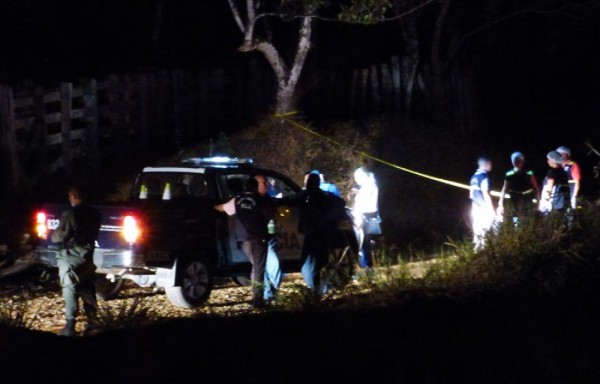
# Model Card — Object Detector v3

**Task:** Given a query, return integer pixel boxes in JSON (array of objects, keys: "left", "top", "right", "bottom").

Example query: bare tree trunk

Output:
[{"left": 227, "top": 0, "right": 315, "bottom": 115}]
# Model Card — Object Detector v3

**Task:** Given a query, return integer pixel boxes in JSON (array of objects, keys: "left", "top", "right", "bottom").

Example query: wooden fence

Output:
[
  {"left": 0, "top": 54, "right": 441, "bottom": 202},
  {"left": 0, "top": 64, "right": 277, "bottom": 198}
]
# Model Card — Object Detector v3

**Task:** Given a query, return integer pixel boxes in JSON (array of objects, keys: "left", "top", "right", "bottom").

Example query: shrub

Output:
[
  {"left": 344, "top": 203, "right": 600, "bottom": 302},
  {"left": 95, "top": 296, "right": 156, "bottom": 332},
  {"left": 0, "top": 299, "right": 35, "bottom": 328},
  {"left": 174, "top": 116, "right": 375, "bottom": 197}
]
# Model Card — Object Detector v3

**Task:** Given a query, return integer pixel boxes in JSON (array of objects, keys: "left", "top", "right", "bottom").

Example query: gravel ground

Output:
[{"left": 0, "top": 265, "right": 308, "bottom": 333}]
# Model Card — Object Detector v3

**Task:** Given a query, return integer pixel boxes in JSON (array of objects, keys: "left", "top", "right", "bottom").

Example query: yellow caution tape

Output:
[{"left": 275, "top": 112, "right": 506, "bottom": 198}]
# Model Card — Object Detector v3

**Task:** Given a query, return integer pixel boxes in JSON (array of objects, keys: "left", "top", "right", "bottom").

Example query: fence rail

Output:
[{"left": 1, "top": 55, "right": 424, "bottom": 202}]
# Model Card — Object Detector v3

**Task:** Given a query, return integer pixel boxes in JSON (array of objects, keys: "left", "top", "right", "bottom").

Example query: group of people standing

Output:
[
  {"left": 49, "top": 164, "right": 381, "bottom": 336},
  {"left": 469, "top": 145, "right": 581, "bottom": 250},
  {"left": 216, "top": 165, "right": 380, "bottom": 308}
]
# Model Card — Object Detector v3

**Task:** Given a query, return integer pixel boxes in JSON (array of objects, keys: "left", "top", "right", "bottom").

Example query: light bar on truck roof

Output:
[{"left": 181, "top": 157, "right": 254, "bottom": 168}]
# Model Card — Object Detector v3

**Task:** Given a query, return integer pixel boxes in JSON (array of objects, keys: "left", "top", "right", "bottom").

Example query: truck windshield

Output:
[{"left": 134, "top": 173, "right": 211, "bottom": 200}]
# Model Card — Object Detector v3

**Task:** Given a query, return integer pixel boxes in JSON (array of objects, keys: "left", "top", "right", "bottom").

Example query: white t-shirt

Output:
[{"left": 353, "top": 181, "right": 378, "bottom": 215}]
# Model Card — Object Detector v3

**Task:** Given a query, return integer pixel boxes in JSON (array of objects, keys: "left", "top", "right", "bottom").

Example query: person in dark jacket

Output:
[
  {"left": 497, "top": 151, "right": 540, "bottom": 225},
  {"left": 292, "top": 173, "right": 346, "bottom": 296},
  {"left": 215, "top": 177, "right": 275, "bottom": 308},
  {"left": 51, "top": 185, "right": 101, "bottom": 336}
]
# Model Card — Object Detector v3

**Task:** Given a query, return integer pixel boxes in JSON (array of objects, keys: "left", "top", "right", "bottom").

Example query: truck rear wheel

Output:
[
  {"left": 166, "top": 258, "right": 213, "bottom": 308},
  {"left": 95, "top": 274, "right": 124, "bottom": 300}
]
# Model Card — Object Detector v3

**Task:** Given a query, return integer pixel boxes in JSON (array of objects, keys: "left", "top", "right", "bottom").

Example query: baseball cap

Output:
[
  {"left": 510, "top": 151, "right": 524, "bottom": 166},
  {"left": 547, "top": 150, "right": 563, "bottom": 163},
  {"left": 556, "top": 146, "right": 571, "bottom": 156}
]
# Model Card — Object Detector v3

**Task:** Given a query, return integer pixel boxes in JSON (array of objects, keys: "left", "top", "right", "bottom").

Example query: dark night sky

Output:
[{"left": 1, "top": 1, "right": 599, "bottom": 186}]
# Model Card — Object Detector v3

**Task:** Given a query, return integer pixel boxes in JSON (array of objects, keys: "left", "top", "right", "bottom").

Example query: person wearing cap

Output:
[
  {"left": 284, "top": 173, "right": 346, "bottom": 296},
  {"left": 556, "top": 146, "right": 581, "bottom": 209},
  {"left": 469, "top": 156, "right": 496, "bottom": 251},
  {"left": 214, "top": 177, "right": 276, "bottom": 309},
  {"left": 51, "top": 184, "right": 101, "bottom": 336},
  {"left": 497, "top": 152, "right": 540, "bottom": 225},
  {"left": 539, "top": 150, "right": 570, "bottom": 214},
  {"left": 303, "top": 170, "right": 341, "bottom": 197}
]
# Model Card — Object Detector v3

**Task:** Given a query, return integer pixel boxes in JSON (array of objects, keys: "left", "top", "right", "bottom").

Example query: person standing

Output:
[
  {"left": 289, "top": 173, "right": 346, "bottom": 296},
  {"left": 497, "top": 151, "right": 540, "bottom": 225},
  {"left": 469, "top": 157, "right": 496, "bottom": 251},
  {"left": 556, "top": 146, "right": 581, "bottom": 209},
  {"left": 214, "top": 177, "right": 275, "bottom": 309},
  {"left": 318, "top": 171, "right": 342, "bottom": 198},
  {"left": 303, "top": 170, "right": 342, "bottom": 197},
  {"left": 254, "top": 174, "right": 281, "bottom": 303},
  {"left": 51, "top": 185, "right": 101, "bottom": 336},
  {"left": 539, "top": 150, "right": 571, "bottom": 214},
  {"left": 347, "top": 165, "right": 379, "bottom": 268}
]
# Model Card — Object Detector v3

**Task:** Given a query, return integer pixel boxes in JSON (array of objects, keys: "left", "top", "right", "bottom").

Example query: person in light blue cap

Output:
[
  {"left": 304, "top": 170, "right": 342, "bottom": 197},
  {"left": 497, "top": 151, "right": 540, "bottom": 226}
]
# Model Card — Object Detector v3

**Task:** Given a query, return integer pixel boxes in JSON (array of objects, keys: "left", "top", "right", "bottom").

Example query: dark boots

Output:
[{"left": 58, "top": 319, "right": 77, "bottom": 337}]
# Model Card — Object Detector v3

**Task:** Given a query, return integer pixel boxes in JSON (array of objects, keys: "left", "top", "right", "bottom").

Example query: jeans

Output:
[
  {"left": 241, "top": 239, "right": 267, "bottom": 302},
  {"left": 264, "top": 236, "right": 281, "bottom": 300},
  {"left": 359, "top": 234, "right": 373, "bottom": 268},
  {"left": 301, "top": 231, "right": 332, "bottom": 295}
]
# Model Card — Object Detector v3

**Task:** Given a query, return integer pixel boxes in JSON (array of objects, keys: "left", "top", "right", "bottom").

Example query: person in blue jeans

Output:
[{"left": 255, "top": 174, "right": 282, "bottom": 302}]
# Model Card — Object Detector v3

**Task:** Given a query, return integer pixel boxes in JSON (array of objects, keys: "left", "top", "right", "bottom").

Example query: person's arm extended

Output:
[{"left": 214, "top": 198, "right": 236, "bottom": 215}]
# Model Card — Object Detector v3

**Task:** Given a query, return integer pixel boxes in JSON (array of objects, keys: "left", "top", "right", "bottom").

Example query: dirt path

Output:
[{"left": 0, "top": 266, "right": 314, "bottom": 334}]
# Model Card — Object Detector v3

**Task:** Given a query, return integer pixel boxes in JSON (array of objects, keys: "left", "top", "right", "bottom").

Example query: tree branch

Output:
[
  {"left": 255, "top": 41, "right": 288, "bottom": 81},
  {"left": 226, "top": 0, "right": 246, "bottom": 34},
  {"left": 287, "top": 15, "right": 313, "bottom": 91}
]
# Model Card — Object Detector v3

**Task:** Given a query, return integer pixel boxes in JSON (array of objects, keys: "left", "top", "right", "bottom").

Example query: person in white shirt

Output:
[{"left": 347, "top": 166, "right": 379, "bottom": 268}]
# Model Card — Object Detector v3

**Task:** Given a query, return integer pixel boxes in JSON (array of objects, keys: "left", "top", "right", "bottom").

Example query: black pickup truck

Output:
[{"left": 31, "top": 157, "right": 358, "bottom": 308}]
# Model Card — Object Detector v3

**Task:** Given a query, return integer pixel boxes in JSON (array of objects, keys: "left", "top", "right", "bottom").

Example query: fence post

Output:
[
  {"left": 360, "top": 68, "right": 369, "bottom": 114},
  {"left": 0, "top": 85, "right": 20, "bottom": 193},
  {"left": 370, "top": 65, "right": 380, "bottom": 114},
  {"left": 391, "top": 56, "right": 402, "bottom": 112},
  {"left": 60, "top": 82, "right": 73, "bottom": 177},
  {"left": 172, "top": 69, "right": 182, "bottom": 147},
  {"left": 33, "top": 86, "right": 48, "bottom": 178},
  {"left": 380, "top": 63, "right": 392, "bottom": 112},
  {"left": 84, "top": 78, "right": 100, "bottom": 171},
  {"left": 139, "top": 73, "right": 150, "bottom": 156}
]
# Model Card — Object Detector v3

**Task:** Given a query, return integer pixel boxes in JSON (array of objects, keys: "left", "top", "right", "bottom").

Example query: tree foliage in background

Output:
[{"left": 180, "top": 116, "right": 376, "bottom": 196}]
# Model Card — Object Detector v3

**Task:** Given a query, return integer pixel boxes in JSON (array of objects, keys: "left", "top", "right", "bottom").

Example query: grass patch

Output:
[
  {"left": 0, "top": 299, "right": 35, "bottom": 328},
  {"left": 346, "top": 203, "right": 600, "bottom": 301},
  {"left": 95, "top": 295, "right": 158, "bottom": 332}
]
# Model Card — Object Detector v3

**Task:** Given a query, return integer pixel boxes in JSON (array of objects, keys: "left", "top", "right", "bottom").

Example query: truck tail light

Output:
[
  {"left": 35, "top": 211, "right": 48, "bottom": 239},
  {"left": 122, "top": 215, "right": 141, "bottom": 244}
]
